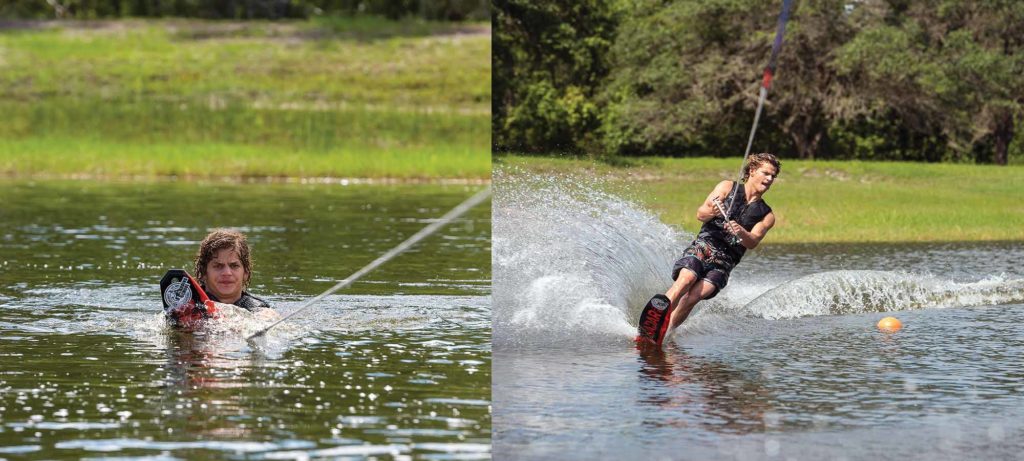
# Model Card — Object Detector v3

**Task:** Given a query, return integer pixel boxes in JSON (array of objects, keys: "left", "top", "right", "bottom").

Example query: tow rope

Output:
[
  {"left": 247, "top": 186, "right": 492, "bottom": 341},
  {"left": 726, "top": 0, "right": 793, "bottom": 213}
]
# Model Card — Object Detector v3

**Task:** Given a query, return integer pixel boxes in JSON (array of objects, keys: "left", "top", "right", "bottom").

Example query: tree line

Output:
[
  {"left": 494, "top": 0, "right": 1024, "bottom": 164},
  {"left": 0, "top": 0, "right": 489, "bottom": 21}
]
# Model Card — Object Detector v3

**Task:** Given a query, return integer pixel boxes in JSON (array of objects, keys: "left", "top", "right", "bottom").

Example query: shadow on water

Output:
[
  {"left": 162, "top": 328, "right": 270, "bottom": 389},
  {"left": 636, "top": 346, "right": 773, "bottom": 435},
  {"left": 159, "top": 329, "right": 269, "bottom": 440}
]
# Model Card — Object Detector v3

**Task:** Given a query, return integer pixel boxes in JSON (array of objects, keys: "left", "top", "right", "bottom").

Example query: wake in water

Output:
[
  {"left": 493, "top": 171, "right": 1024, "bottom": 347},
  {"left": 743, "top": 270, "right": 1024, "bottom": 320},
  {"left": 8, "top": 284, "right": 488, "bottom": 358},
  {"left": 493, "top": 170, "right": 687, "bottom": 347}
]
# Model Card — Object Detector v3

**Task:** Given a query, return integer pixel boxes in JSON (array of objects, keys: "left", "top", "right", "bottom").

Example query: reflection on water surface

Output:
[
  {"left": 492, "top": 173, "right": 1024, "bottom": 459},
  {"left": 0, "top": 180, "right": 491, "bottom": 459}
]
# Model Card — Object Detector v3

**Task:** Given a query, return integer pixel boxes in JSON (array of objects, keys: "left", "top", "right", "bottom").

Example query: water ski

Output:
[
  {"left": 636, "top": 294, "right": 672, "bottom": 347},
  {"left": 160, "top": 269, "right": 218, "bottom": 327}
]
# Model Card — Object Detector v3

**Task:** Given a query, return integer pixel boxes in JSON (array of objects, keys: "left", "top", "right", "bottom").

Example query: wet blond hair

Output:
[
  {"left": 743, "top": 152, "right": 781, "bottom": 181},
  {"left": 193, "top": 229, "right": 252, "bottom": 287}
]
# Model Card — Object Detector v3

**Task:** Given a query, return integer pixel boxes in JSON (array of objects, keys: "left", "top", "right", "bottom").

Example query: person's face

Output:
[
  {"left": 749, "top": 164, "right": 778, "bottom": 194},
  {"left": 204, "top": 248, "right": 246, "bottom": 302}
]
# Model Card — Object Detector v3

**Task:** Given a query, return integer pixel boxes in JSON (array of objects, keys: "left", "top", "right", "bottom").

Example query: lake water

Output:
[
  {"left": 492, "top": 173, "right": 1024, "bottom": 460},
  {"left": 0, "top": 180, "right": 491, "bottom": 460}
]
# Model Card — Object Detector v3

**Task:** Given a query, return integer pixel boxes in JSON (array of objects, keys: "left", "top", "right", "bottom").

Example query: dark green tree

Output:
[
  {"left": 913, "top": 0, "right": 1023, "bottom": 165},
  {"left": 601, "top": 0, "right": 866, "bottom": 159},
  {"left": 1, "top": 0, "right": 487, "bottom": 20},
  {"left": 832, "top": 0, "right": 1023, "bottom": 164},
  {"left": 492, "top": 0, "right": 620, "bottom": 154},
  {"left": 600, "top": 0, "right": 761, "bottom": 156}
]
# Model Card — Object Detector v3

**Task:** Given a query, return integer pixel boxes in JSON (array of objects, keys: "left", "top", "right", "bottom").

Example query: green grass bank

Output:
[
  {"left": 0, "top": 18, "right": 490, "bottom": 180},
  {"left": 496, "top": 155, "right": 1024, "bottom": 243}
]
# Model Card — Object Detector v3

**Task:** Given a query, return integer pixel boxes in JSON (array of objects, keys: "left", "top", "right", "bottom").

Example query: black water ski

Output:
[
  {"left": 160, "top": 269, "right": 214, "bottom": 324},
  {"left": 636, "top": 294, "right": 673, "bottom": 347}
]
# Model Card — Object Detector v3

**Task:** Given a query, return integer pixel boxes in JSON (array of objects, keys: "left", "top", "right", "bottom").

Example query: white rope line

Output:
[{"left": 247, "top": 186, "right": 491, "bottom": 340}]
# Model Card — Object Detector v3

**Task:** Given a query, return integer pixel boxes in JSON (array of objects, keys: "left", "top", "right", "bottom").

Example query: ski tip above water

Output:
[{"left": 636, "top": 294, "right": 672, "bottom": 348}]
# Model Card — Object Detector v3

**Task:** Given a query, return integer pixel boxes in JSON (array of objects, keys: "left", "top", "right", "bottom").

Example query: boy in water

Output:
[
  {"left": 664, "top": 153, "right": 780, "bottom": 336},
  {"left": 194, "top": 229, "right": 273, "bottom": 312}
]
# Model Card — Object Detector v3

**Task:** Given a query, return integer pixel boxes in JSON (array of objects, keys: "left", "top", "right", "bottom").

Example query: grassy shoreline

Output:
[
  {"left": 496, "top": 155, "right": 1024, "bottom": 243},
  {"left": 0, "top": 19, "right": 490, "bottom": 180},
  {"left": 0, "top": 136, "right": 490, "bottom": 180}
]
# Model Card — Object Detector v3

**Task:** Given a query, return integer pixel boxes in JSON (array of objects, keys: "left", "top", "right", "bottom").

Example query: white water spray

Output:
[
  {"left": 745, "top": 270, "right": 1024, "bottom": 320},
  {"left": 493, "top": 170, "right": 686, "bottom": 347},
  {"left": 493, "top": 172, "right": 1024, "bottom": 347}
]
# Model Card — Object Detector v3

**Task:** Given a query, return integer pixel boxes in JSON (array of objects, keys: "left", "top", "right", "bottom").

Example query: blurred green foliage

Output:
[
  {"left": 493, "top": 0, "right": 1024, "bottom": 164},
  {"left": 492, "top": 0, "right": 620, "bottom": 155},
  {"left": 0, "top": 0, "right": 489, "bottom": 21}
]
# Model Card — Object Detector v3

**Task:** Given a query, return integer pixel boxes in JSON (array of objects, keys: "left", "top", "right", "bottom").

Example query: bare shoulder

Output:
[
  {"left": 710, "top": 180, "right": 734, "bottom": 198},
  {"left": 714, "top": 180, "right": 734, "bottom": 191}
]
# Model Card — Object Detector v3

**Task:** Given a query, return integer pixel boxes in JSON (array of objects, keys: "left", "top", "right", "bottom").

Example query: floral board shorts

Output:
[{"left": 670, "top": 239, "right": 736, "bottom": 299}]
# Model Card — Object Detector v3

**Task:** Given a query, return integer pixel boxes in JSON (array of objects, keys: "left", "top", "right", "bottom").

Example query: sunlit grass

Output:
[
  {"left": 2, "top": 137, "right": 488, "bottom": 179},
  {"left": 0, "top": 18, "right": 490, "bottom": 179},
  {"left": 497, "top": 155, "right": 1024, "bottom": 243}
]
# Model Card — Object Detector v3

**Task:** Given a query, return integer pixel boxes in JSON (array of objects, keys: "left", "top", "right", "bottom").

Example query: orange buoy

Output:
[{"left": 877, "top": 316, "right": 902, "bottom": 332}]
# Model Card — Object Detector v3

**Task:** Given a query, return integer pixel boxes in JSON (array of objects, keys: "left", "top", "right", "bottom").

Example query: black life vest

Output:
[
  {"left": 202, "top": 285, "right": 272, "bottom": 311},
  {"left": 696, "top": 181, "right": 772, "bottom": 264}
]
